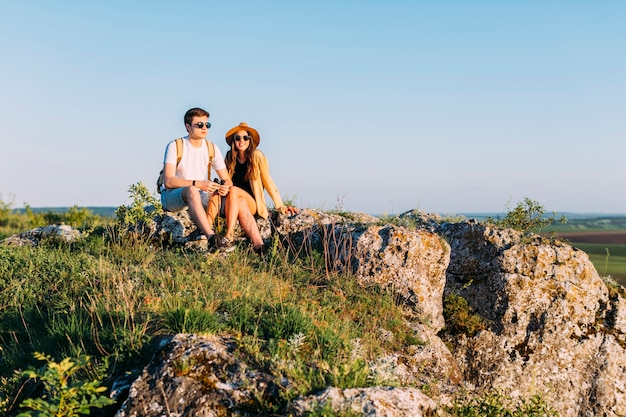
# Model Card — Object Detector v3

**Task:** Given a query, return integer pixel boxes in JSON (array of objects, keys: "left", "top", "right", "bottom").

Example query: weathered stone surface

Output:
[
  {"left": 149, "top": 209, "right": 206, "bottom": 245},
  {"left": 287, "top": 386, "right": 438, "bottom": 417},
  {"left": 439, "top": 220, "right": 625, "bottom": 417},
  {"left": 340, "top": 225, "right": 450, "bottom": 331},
  {"left": 115, "top": 334, "right": 284, "bottom": 417},
  {"left": 0, "top": 224, "right": 81, "bottom": 246}
]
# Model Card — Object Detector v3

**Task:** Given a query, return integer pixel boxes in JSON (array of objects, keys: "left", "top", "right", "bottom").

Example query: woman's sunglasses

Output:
[
  {"left": 191, "top": 122, "right": 211, "bottom": 129},
  {"left": 234, "top": 135, "right": 250, "bottom": 142}
]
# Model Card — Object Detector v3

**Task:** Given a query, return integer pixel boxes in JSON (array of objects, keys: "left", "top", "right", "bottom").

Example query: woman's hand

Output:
[{"left": 279, "top": 206, "right": 299, "bottom": 215}]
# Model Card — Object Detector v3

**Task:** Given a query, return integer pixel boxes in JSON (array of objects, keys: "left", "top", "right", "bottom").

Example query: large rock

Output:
[
  {"left": 115, "top": 334, "right": 284, "bottom": 417},
  {"left": 333, "top": 224, "right": 450, "bottom": 331},
  {"left": 116, "top": 334, "right": 441, "bottom": 417},
  {"left": 438, "top": 220, "right": 625, "bottom": 417},
  {"left": 0, "top": 224, "right": 81, "bottom": 246}
]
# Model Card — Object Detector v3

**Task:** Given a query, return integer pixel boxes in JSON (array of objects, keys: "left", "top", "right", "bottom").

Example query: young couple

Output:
[{"left": 160, "top": 107, "right": 298, "bottom": 253}]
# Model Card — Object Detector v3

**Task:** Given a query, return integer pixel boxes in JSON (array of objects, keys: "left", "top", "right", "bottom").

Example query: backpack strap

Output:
[
  {"left": 175, "top": 137, "right": 184, "bottom": 166},
  {"left": 205, "top": 139, "right": 215, "bottom": 178}
]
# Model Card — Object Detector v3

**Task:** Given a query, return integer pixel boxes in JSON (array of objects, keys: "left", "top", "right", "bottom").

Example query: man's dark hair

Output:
[{"left": 184, "top": 107, "right": 210, "bottom": 126}]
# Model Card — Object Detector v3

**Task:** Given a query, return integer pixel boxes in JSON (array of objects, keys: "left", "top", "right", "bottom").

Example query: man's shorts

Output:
[
  {"left": 161, "top": 188, "right": 226, "bottom": 216},
  {"left": 161, "top": 188, "right": 211, "bottom": 212}
]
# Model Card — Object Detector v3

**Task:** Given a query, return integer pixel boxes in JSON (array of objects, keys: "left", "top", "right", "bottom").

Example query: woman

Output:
[{"left": 223, "top": 122, "right": 298, "bottom": 221}]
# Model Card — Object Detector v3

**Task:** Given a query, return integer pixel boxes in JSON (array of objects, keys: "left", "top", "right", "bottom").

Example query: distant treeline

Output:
[{"left": 15, "top": 206, "right": 117, "bottom": 218}]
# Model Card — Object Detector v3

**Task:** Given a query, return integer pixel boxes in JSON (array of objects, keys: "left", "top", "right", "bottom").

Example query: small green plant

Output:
[
  {"left": 17, "top": 352, "right": 115, "bottom": 417},
  {"left": 378, "top": 214, "right": 418, "bottom": 229},
  {"left": 447, "top": 389, "right": 558, "bottom": 416},
  {"left": 306, "top": 400, "right": 363, "bottom": 417},
  {"left": 282, "top": 194, "right": 298, "bottom": 208},
  {"left": 486, "top": 198, "right": 566, "bottom": 234},
  {"left": 443, "top": 293, "right": 488, "bottom": 337},
  {"left": 115, "top": 182, "right": 162, "bottom": 229},
  {"left": 601, "top": 275, "right": 625, "bottom": 299}
]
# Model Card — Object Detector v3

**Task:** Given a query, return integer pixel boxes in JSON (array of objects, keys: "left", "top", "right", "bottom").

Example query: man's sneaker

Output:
[
  {"left": 215, "top": 234, "right": 236, "bottom": 253},
  {"left": 205, "top": 234, "right": 219, "bottom": 252}
]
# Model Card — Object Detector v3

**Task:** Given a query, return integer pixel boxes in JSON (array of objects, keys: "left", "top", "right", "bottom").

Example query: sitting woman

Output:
[{"left": 208, "top": 122, "right": 297, "bottom": 246}]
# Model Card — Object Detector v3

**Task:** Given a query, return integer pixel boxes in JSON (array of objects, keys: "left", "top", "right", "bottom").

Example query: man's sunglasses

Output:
[
  {"left": 234, "top": 135, "right": 250, "bottom": 142},
  {"left": 191, "top": 122, "right": 211, "bottom": 129}
]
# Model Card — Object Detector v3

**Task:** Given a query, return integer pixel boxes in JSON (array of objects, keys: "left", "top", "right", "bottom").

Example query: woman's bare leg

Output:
[{"left": 223, "top": 187, "right": 263, "bottom": 247}]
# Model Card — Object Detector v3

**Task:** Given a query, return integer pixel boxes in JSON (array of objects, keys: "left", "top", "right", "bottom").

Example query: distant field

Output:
[
  {"left": 556, "top": 231, "right": 626, "bottom": 245},
  {"left": 545, "top": 216, "right": 626, "bottom": 232}
]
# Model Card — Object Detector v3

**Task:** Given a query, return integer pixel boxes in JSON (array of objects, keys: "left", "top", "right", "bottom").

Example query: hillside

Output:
[{"left": 1, "top": 208, "right": 624, "bottom": 416}]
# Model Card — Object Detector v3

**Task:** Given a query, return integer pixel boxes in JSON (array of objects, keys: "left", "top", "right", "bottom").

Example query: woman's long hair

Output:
[{"left": 225, "top": 133, "right": 258, "bottom": 181}]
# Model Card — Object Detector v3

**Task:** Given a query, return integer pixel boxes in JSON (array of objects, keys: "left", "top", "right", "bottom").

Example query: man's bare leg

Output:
[{"left": 182, "top": 187, "right": 215, "bottom": 238}]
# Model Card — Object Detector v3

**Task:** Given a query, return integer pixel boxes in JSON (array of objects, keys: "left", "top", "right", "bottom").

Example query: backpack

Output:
[{"left": 157, "top": 137, "right": 215, "bottom": 193}]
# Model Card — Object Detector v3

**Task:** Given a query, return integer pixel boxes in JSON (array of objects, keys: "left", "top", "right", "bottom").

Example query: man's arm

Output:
[
  {"left": 164, "top": 163, "right": 219, "bottom": 193},
  {"left": 215, "top": 167, "right": 232, "bottom": 196},
  {"left": 216, "top": 168, "right": 233, "bottom": 187},
  {"left": 163, "top": 162, "right": 187, "bottom": 189}
]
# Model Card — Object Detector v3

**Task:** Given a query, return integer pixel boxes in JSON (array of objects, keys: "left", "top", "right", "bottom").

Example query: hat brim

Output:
[{"left": 226, "top": 123, "right": 260, "bottom": 147}]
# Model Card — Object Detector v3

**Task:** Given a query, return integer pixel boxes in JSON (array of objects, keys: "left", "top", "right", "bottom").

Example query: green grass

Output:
[
  {"left": 0, "top": 224, "right": 427, "bottom": 415},
  {"left": 544, "top": 216, "right": 626, "bottom": 233}
]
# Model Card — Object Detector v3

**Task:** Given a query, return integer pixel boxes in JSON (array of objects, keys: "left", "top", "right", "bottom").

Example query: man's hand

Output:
[
  {"left": 213, "top": 178, "right": 229, "bottom": 196},
  {"left": 194, "top": 180, "right": 219, "bottom": 193}
]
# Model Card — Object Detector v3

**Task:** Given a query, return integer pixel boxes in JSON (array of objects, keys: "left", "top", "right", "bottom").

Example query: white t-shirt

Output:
[{"left": 163, "top": 136, "right": 226, "bottom": 181}]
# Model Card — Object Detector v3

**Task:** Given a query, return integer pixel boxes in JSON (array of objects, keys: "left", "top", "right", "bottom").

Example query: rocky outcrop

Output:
[
  {"left": 0, "top": 224, "right": 81, "bottom": 246},
  {"left": 437, "top": 220, "right": 624, "bottom": 417},
  {"left": 116, "top": 334, "right": 439, "bottom": 417},
  {"left": 115, "top": 334, "right": 283, "bottom": 417},
  {"left": 287, "top": 386, "right": 437, "bottom": 417},
  {"left": 141, "top": 209, "right": 624, "bottom": 416},
  {"left": 4, "top": 209, "right": 625, "bottom": 416}
]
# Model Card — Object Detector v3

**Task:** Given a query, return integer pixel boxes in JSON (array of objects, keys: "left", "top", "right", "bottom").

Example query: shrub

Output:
[
  {"left": 115, "top": 182, "right": 162, "bottom": 228},
  {"left": 17, "top": 352, "right": 115, "bottom": 417},
  {"left": 486, "top": 198, "right": 566, "bottom": 234},
  {"left": 443, "top": 293, "right": 488, "bottom": 337}
]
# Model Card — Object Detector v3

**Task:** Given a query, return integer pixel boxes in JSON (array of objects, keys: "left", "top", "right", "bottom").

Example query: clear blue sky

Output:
[{"left": 1, "top": 1, "right": 624, "bottom": 215}]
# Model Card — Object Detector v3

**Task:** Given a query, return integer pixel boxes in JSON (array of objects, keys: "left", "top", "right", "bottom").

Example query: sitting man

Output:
[{"left": 160, "top": 107, "right": 265, "bottom": 252}]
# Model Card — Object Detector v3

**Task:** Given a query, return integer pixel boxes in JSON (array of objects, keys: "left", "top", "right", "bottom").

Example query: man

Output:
[{"left": 160, "top": 107, "right": 265, "bottom": 252}]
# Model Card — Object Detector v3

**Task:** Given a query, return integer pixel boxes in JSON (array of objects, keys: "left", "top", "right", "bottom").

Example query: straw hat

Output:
[{"left": 225, "top": 122, "right": 260, "bottom": 147}]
